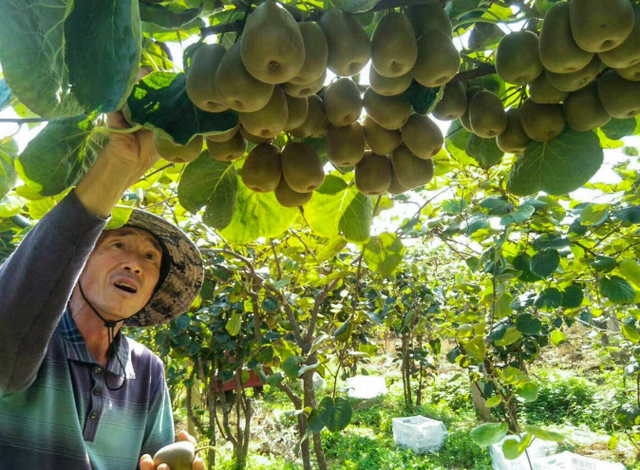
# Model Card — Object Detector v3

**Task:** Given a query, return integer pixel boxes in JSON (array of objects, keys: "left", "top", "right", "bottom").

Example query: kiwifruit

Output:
[
  {"left": 371, "top": 12, "right": 418, "bottom": 78},
  {"left": 289, "top": 94, "right": 326, "bottom": 138},
  {"left": 215, "top": 42, "right": 274, "bottom": 112},
  {"left": 468, "top": 90, "right": 507, "bottom": 138},
  {"left": 600, "top": 10, "right": 640, "bottom": 69},
  {"left": 413, "top": 30, "right": 460, "bottom": 88},
  {"left": 369, "top": 67, "right": 412, "bottom": 96},
  {"left": 597, "top": 69, "right": 640, "bottom": 118},
  {"left": 154, "top": 134, "right": 203, "bottom": 163},
  {"left": 311, "top": 117, "right": 330, "bottom": 138},
  {"left": 528, "top": 72, "right": 569, "bottom": 104},
  {"left": 241, "top": 144, "right": 282, "bottom": 192},
  {"left": 206, "top": 125, "right": 239, "bottom": 143},
  {"left": 432, "top": 81, "right": 467, "bottom": 121},
  {"left": 570, "top": 0, "right": 635, "bottom": 53},
  {"left": 460, "top": 86, "right": 482, "bottom": 132},
  {"left": 323, "top": 78, "right": 363, "bottom": 127},
  {"left": 363, "top": 88, "right": 411, "bottom": 130},
  {"left": 275, "top": 178, "right": 312, "bottom": 207},
  {"left": 387, "top": 173, "right": 410, "bottom": 195},
  {"left": 289, "top": 22, "right": 328, "bottom": 85},
  {"left": 284, "top": 95, "right": 309, "bottom": 131},
  {"left": 519, "top": 98, "right": 566, "bottom": 142},
  {"left": 401, "top": 113, "right": 443, "bottom": 159},
  {"left": 240, "top": 0, "right": 304, "bottom": 84},
  {"left": 207, "top": 131, "right": 247, "bottom": 161},
  {"left": 239, "top": 86, "right": 288, "bottom": 138},
  {"left": 355, "top": 152, "right": 392, "bottom": 195},
  {"left": 153, "top": 441, "right": 195, "bottom": 470},
  {"left": 391, "top": 145, "right": 435, "bottom": 189},
  {"left": 408, "top": 4, "right": 452, "bottom": 38},
  {"left": 319, "top": 9, "right": 371, "bottom": 76},
  {"left": 363, "top": 116, "right": 402, "bottom": 155},
  {"left": 546, "top": 55, "right": 601, "bottom": 92},
  {"left": 496, "top": 108, "right": 530, "bottom": 154},
  {"left": 495, "top": 31, "right": 543, "bottom": 85},
  {"left": 239, "top": 126, "right": 272, "bottom": 144},
  {"left": 327, "top": 122, "right": 366, "bottom": 167},
  {"left": 283, "top": 70, "right": 327, "bottom": 98},
  {"left": 618, "top": 62, "right": 640, "bottom": 81},
  {"left": 563, "top": 82, "right": 612, "bottom": 132},
  {"left": 281, "top": 142, "right": 325, "bottom": 193},
  {"left": 539, "top": 2, "right": 593, "bottom": 74},
  {"left": 186, "top": 44, "right": 228, "bottom": 113}
]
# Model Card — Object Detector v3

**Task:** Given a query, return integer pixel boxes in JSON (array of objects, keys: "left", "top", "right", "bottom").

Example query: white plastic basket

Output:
[
  {"left": 346, "top": 375, "right": 387, "bottom": 399},
  {"left": 392, "top": 416, "right": 448, "bottom": 454},
  {"left": 531, "top": 451, "right": 626, "bottom": 470},
  {"left": 490, "top": 436, "right": 558, "bottom": 470}
]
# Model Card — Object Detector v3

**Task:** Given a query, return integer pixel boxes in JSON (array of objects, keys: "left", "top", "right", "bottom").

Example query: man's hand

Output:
[{"left": 139, "top": 430, "right": 206, "bottom": 470}]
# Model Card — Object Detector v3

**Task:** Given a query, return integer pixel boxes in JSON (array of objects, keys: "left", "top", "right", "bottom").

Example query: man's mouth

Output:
[{"left": 113, "top": 281, "right": 138, "bottom": 294}]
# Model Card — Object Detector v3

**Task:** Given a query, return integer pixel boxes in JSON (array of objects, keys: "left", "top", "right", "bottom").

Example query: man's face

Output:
[{"left": 77, "top": 227, "right": 163, "bottom": 321}]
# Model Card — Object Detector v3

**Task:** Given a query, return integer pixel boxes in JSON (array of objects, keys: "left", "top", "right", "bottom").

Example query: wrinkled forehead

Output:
[{"left": 99, "top": 227, "right": 163, "bottom": 253}]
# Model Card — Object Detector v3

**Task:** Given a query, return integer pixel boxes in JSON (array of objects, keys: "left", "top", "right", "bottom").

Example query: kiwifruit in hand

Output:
[
  {"left": 289, "top": 22, "right": 328, "bottom": 85},
  {"left": 241, "top": 144, "right": 282, "bottom": 192},
  {"left": 186, "top": 44, "right": 228, "bottom": 113},
  {"left": 327, "top": 122, "right": 366, "bottom": 167},
  {"left": 563, "top": 82, "right": 612, "bottom": 132},
  {"left": 284, "top": 95, "right": 309, "bottom": 131},
  {"left": 408, "top": 4, "right": 452, "bottom": 38},
  {"left": 153, "top": 441, "right": 195, "bottom": 470},
  {"left": 215, "top": 42, "right": 274, "bottom": 112},
  {"left": 355, "top": 152, "right": 392, "bottom": 195},
  {"left": 289, "top": 94, "right": 326, "bottom": 138},
  {"left": 206, "top": 125, "right": 239, "bottom": 143},
  {"left": 495, "top": 31, "right": 543, "bottom": 85},
  {"left": 240, "top": 0, "right": 304, "bottom": 84},
  {"left": 401, "top": 113, "right": 443, "bottom": 159},
  {"left": 281, "top": 142, "right": 325, "bottom": 193},
  {"left": 618, "top": 62, "right": 640, "bottom": 81},
  {"left": 539, "top": 2, "right": 593, "bottom": 74},
  {"left": 519, "top": 98, "right": 566, "bottom": 142},
  {"left": 154, "top": 134, "right": 203, "bottom": 163},
  {"left": 239, "top": 86, "right": 289, "bottom": 139},
  {"left": 324, "top": 78, "right": 362, "bottom": 127},
  {"left": 391, "top": 145, "right": 435, "bottom": 189},
  {"left": 546, "top": 55, "right": 601, "bottom": 92},
  {"left": 569, "top": 0, "right": 634, "bottom": 53},
  {"left": 363, "top": 88, "right": 411, "bottom": 130},
  {"left": 283, "top": 70, "right": 327, "bottom": 98},
  {"left": 413, "top": 30, "right": 460, "bottom": 88},
  {"left": 239, "top": 126, "right": 272, "bottom": 144},
  {"left": 528, "top": 71, "right": 568, "bottom": 104},
  {"left": 363, "top": 116, "right": 402, "bottom": 155},
  {"left": 207, "top": 131, "right": 247, "bottom": 162},
  {"left": 496, "top": 108, "right": 530, "bottom": 154},
  {"left": 600, "top": 9, "right": 640, "bottom": 69},
  {"left": 432, "top": 81, "right": 467, "bottom": 121},
  {"left": 387, "top": 173, "right": 410, "bottom": 195},
  {"left": 371, "top": 12, "right": 417, "bottom": 78},
  {"left": 319, "top": 9, "right": 370, "bottom": 77},
  {"left": 275, "top": 177, "right": 312, "bottom": 207},
  {"left": 597, "top": 69, "right": 640, "bottom": 118},
  {"left": 369, "top": 67, "right": 412, "bottom": 96},
  {"left": 468, "top": 90, "right": 507, "bottom": 138}
]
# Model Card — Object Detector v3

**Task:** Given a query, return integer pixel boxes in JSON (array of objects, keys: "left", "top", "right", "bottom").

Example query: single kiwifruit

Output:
[
  {"left": 408, "top": 4, "right": 452, "bottom": 38},
  {"left": 569, "top": 0, "right": 634, "bottom": 53},
  {"left": 600, "top": 10, "right": 640, "bottom": 69},
  {"left": 363, "top": 116, "right": 402, "bottom": 155},
  {"left": 311, "top": 117, "right": 330, "bottom": 138},
  {"left": 496, "top": 108, "right": 531, "bottom": 154},
  {"left": 275, "top": 177, "right": 312, "bottom": 207},
  {"left": 563, "top": 83, "right": 612, "bottom": 132},
  {"left": 323, "top": 78, "right": 363, "bottom": 127},
  {"left": 401, "top": 113, "right": 443, "bottom": 159},
  {"left": 186, "top": 44, "right": 228, "bottom": 113},
  {"left": 240, "top": 0, "right": 305, "bottom": 84},
  {"left": 239, "top": 126, "right": 272, "bottom": 144},
  {"left": 546, "top": 55, "right": 601, "bottom": 92},
  {"left": 241, "top": 144, "right": 282, "bottom": 192},
  {"left": 369, "top": 67, "right": 412, "bottom": 96},
  {"left": 597, "top": 69, "right": 640, "bottom": 119},
  {"left": 289, "top": 95, "right": 326, "bottom": 138},
  {"left": 363, "top": 88, "right": 411, "bottom": 130},
  {"left": 283, "top": 70, "right": 327, "bottom": 98},
  {"left": 413, "top": 30, "right": 461, "bottom": 88},
  {"left": 207, "top": 131, "right": 247, "bottom": 162},
  {"left": 391, "top": 145, "right": 435, "bottom": 189},
  {"left": 468, "top": 90, "right": 507, "bottom": 138},
  {"left": 618, "top": 62, "right": 640, "bottom": 81},
  {"left": 284, "top": 95, "right": 309, "bottom": 131},
  {"left": 387, "top": 172, "right": 410, "bottom": 195},
  {"left": 319, "top": 9, "right": 371, "bottom": 77},
  {"left": 206, "top": 125, "right": 239, "bottom": 143},
  {"left": 153, "top": 441, "right": 195, "bottom": 470},
  {"left": 355, "top": 152, "right": 392, "bottom": 195},
  {"left": 281, "top": 142, "right": 325, "bottom": 193},
  {"left": 239, "top": 86, "right": 289, "bottom": 138},
  {"left": 519, "top": 98, "right": 566, "bottom": 142},
  {"left": 289, "top": 22, "right": 328, "bottom": 85},
  {"left": 432, "top": 81, "right": 468, "bottom": 121},
  {"left": 371, "top": 12, "right": 418, "bottom": 78},
  {"left": 460, "top": 86, "right": 482, "bottom": 131},
  {"left": 154, "top": 134, "right": 203, "bottom": 163},
  {"left": 495, "top": 31, "right": 543, "bottom": 85},
  {"left": 327, "top": 122, "right": 366, "bottom": 167},
  {"left": 528, "top": 71, "right": 569, "bottom": 104}
]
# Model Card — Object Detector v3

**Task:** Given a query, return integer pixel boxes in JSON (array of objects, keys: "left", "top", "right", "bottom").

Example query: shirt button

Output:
[
  {"left": 90, "top": 412, "right": 97, "bottom": 419},
  {"left": 94, "top": 367, "right": 103, "bottom": 375},
  {"left": 93, "top": 388, "right": 102, "bottom": 396}
]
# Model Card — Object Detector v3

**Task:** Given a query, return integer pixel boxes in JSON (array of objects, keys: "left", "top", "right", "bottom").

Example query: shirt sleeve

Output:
[{"left": 0, "top": 190, "right": 107, "bottom": 395}]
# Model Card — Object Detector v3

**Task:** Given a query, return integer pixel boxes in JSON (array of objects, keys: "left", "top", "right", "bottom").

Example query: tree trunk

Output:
[
  {"left": 471, "top": 381, "right": 492, "bottom": 422},
  {"left": 303, "top": 354, "right": 328, "bottom": 470}
]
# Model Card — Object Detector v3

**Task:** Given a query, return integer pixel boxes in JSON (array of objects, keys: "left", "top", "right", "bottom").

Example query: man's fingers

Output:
[
  {"left": 139, "top": 454, "right": 155, "bottom": 470},
  {"left": 193, "top": 457, "right": 206, "bottom": 470},
  {"left": 177, "top": 429, "right": 197, "bottom": 445},
  {"left": 157, "top": 464, "right": 170, "bottom": 470}
]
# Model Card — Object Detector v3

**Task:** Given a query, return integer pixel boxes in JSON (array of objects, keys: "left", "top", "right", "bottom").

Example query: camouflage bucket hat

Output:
[{"left": 116, "top": 209, "right": 204, "bottom": 327}]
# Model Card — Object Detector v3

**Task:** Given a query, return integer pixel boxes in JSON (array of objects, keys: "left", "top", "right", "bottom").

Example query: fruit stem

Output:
[
  {"left": 194, "top": 445, "right": 218, "bottom": 454},
  {"left": 92, "top": 124, "right": 143, "bottom": 135}
]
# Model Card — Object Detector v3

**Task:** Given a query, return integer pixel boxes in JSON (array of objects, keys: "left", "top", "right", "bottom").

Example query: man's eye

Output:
[
  {"left": 145, "top": 253, "right": 158, "bottom": 261},
  {"left": 113, "top": 242, "right": 124, "bottom": 248}
]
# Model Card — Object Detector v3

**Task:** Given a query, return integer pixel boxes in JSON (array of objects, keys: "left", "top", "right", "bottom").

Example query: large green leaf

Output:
[
  {"left": 317, "top": 396, "right": 353, "bottom": 432},
  {"left": 506, "top": 129, "right": 604, "bottom": 196},
  {"left": 466, "top": 134, "right": 504, "bottom": 169},
  {"left": 530, "top": 249, "right": 560, "bottom": 278},
  {"left": 0, "top": 78, "right": 12, "bottom": 112},
  {"left": 620, "top": 260, "right": 640, "bottom": 288},
  {"left": 613, "top": 206, "right": 640, "bottom": 224},
  {"left": 402, "top": 80, "right": 442, "bottom": 115},
  {"left": 15, "top": 117, "right": 107, "bottom": 196},
  {"left": 512, "top": 254, "right": 542, "bottom": 283},
  {"left": 363, "top": 232, "right": 405, "bottom": 276},
  {"left": 500, "top": 205, "right": 535, "bottom": 226},
  {"left": 599, "top": 275, "right": 636, "bottom": 304},
  {"left": 601, "top": 118, "right": 637, "bottom": 140},
  {"left": 515, "top": 314, "right": 542, "bottom": 335},
  {"left": 178, "top": 154, "right": 237, "bottom": 230},
  {"left": 561, "top": 285, "right": 584, "bottom": 308},
  {"left": 140, "top": 2, "right": 204, "bottom": 29},
  {"left": 0, "top": 0, "right": 83, "bottom": 118},
  {"left": 516, "top": 382, "right": 539, "bottom": 402},
  {"left": 470, "top": 422, "right": 509, "bottom": 447},
  {"left": 534, "top": 288, "right": 562, "bottom": 309},
  {"left": 445, "top": 120, "right": 476, "bottom": 165},
  {"left": 65, "top": 0, "right": 141, "bottom": 113},
  {"left": 338, "top": 192, "right": 373, "bottom": 242},
  {"left": 128, "top": 72, "right": 238, "bottom": 145},
  {"left": 523, "top": 425, "right": 564, "bottom": 442},
  {"left": 464, "top": 336, "right": 486, "bottom": 362},
  {"left": 0, "top": 139, "right": 18, "bottom": 200}
]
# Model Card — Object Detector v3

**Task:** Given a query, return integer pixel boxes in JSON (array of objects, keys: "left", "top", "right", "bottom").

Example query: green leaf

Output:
[
  {"left": 464, "top": 336, "right": 486, "bottom": 362},
  {"left": 105, "top": 205, "right": 134, "bottom": 229},
  {"left": 225, "top": 312, "right": 242, "bottom": 336},
  {"left": 15, "top": 117, "right": 106, "bottom": 196},
  {"left": 339, "top": 191, "right": 372, "bottom": 242},
  {"left": 502, "top": 437, "right": 523, "bottom": 460},
  {"left": 0, "top": 139, "right": 18, "bottom": 200},
  {"left": 486, "top": 396, "right": 502, "bottom": 408},
  {"left": 506, "top": 128, "right": 604, "bottom": 196},
  {"left": 128, "top": 72, "right": 238, "bottom": 145},
  {"left": 316, "top": 236, "right": 348, "bottom": 263},
  {"left": 445, "top": 120, "right": 476, "bottom": 165},
  {"left": 363, "top": 232, "right": 405, "bottom": 276},
  {"left": 334, "top": 318, "right": 351, "bottom": 342},
  {"left": 178, "top": 155, "right": 237, "bottom": 230},
  {"left": 530, "top": 249, "right": 560, "bottom": 278},
  {"left": 601, "top": 117, "right": 637, "bottom": 140},
  {"left": 589, "top": 256, "right": 616, "bottom": 272},
  {"left": 470, "top": 422, "right": 509, "bottom": 447},
  {"left": 516, "top": 382, "right": 539, "bottom": 402},
  {"left": 402, "top": 80, "right": 442, "bottom": 115},
  {"left": 620, "top": 260, "right": 640, "bottom": 288},
  {"left": 266, "top": 372, "right": 285, "bottom": 387},
  {"left": 561, "top": 285, "right": 584, "bottom": 308},
  {"left": 282, "top": 356, "right": 303, "bottom": 379},
  {"left": 515, "top": 314, "right": 542, "bottom": 335},
  {"left": 317, "top": 396, "right": 353, "bottom": 432},
  {"left": 600, "top": 275, "right": 636, "bottom": 304},
  {"left": 494, "top": 327, "right": 522, "bottom": 347},
  {"left": 0, "top": 78, "right": 11, "bottom": 112},
  {"left": 466, "top": 134, "right": 504, "bottom": 169},
  {"left": 622, "top": 324, "right": 640, "bottom": 344},
  {"left": 500, "top": 205, "right": 536, "bottom": 226},
  {"left": 534, "top": 288, "right": 562, "bottom": 309},
  {"left": 580, "top": 203, "right": 609, "bottom": 226},
  {"left": 512, "top": 254, "right": 542, "bottom": 283},
  {"left": 342, "top": 0, "right": 383, "bottom": 13},
  {"left": 613, "top": 206, "right": 640, "bottom": 224},
  {"left": 523, "top": 425, "right": 564, "bottom": 442},
  {"left": 0, "top": 0, "right": 83, "bottom": 118},
  {"left": 65, "top": 0, "right": 141, "bottom": 113},
  {"left": 140, "top": 2, "right": 204, "bottom": 29},
  {"left": 307, "top": 409, "right": 325, "bottom": 433}
]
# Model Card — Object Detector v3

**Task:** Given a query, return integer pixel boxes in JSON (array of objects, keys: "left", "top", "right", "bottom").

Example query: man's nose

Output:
[{"left": 123, "top": 262, "right": 142, "bottom": 274}]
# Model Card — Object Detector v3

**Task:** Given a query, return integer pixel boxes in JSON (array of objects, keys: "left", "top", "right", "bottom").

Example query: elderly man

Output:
[{"left": 0, "top": 112, "right": 206, "bottom": 470}]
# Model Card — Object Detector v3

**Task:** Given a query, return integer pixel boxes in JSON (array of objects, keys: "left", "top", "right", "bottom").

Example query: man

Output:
[{"left": 0, "top": 111, "right": 206, "bottom": 470}]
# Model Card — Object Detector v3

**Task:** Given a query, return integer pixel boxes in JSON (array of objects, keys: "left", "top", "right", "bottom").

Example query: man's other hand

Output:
[{"left": 139, "top": 431, "right": 206, "bottom": 470}]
